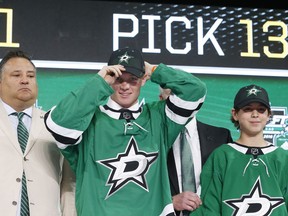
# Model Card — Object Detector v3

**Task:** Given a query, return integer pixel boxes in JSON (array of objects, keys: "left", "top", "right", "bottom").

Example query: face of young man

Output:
[
  {"left": 232, "top": 102, "right": 270, "bottom": 136},
  {"left": 110, "top": 71, "right": 145, "bottom": 108},
  {"left": 0, "top": 57, "right": 38, "bottom": 111}
]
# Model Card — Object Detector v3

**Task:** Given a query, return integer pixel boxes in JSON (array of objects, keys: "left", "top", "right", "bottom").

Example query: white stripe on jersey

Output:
[
  {"left": 165, "top": 94, "right": 205, "bottom": 124},
  {"left": 169, "top": 93, "right": 205, "bottom": 111},
  {"left": 165, "top": 105, "right": 192, "bottom": 125},
  {"left": 55, "top": 138, "right": 82, "bottom": 149},
  {"left": 46, "top": 106, "right": 83, "bottom": 139},
  {"left": 159, "top": 203, "right": 175, "bottom": 216}
]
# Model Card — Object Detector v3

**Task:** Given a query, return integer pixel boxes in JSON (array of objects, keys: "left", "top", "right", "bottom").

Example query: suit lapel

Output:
[
  {"left": 197, "top": 121, "right": 213, "bottom": 166},
  {"left": 167, "top": 149, "right": 180, "bottom": 195},
  {"left": 24, "top": 107, "right": 44, "bottom": 155},
  {"left": 0, "top": 102, "right": 23, "bottom": 154}
]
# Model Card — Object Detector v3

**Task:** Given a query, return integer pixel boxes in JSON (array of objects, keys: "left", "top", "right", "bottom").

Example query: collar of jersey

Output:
[
  {"left": 228, "top": 142, "right": 277, "bottom": 155},
  {"left": 99, "top": 97, "right": 142, "bottom": 120}
]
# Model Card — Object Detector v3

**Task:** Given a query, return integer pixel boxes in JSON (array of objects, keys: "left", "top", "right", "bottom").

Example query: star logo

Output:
[
  {"left": 118, "top": 51, "right": 134, "bottom": 64},
  {"left": 224, "top": 177, "right": 284, "bottom": 215},
  {"left": 97, "top": 136, "right": 158, "bottom": 199},
  {"left": 246, "top": 86, "right": 261, "bottom": 97}
]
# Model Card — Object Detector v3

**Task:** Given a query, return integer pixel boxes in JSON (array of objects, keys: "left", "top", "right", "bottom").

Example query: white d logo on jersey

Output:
[
  {"left": 224, "top": 177, "right": 284, "bottom": 215},
  {"left": 97, "top": 136, "right": 158, "bottom": 199}
]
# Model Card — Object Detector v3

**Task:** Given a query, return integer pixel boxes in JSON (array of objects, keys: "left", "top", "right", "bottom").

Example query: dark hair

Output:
[
  {"left": 230, "top": 107, "right": 272, "bottom": 129},
  {"left": 0, "top": 50, "right": 35, "bottom": 77},
  {"left": 230, "top": 108, "right": 240, "bottom": 129}
]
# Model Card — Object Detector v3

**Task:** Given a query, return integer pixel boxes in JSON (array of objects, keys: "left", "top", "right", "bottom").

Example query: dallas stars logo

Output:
[
  {"left": 97, "top": 136, "right": 158, "bottom": 199},
  {"left": 118, "top": 51, "right": 134, "bottom": 64},
  {"left": 224, "top": 177, "right": 284, "bottom": 215},
  {"left": 246, "top": 86, "right": 261, "bottom": 97}
]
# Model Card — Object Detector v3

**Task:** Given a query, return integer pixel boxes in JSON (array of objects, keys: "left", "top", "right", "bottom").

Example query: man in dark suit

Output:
[{"left": 159, "top": 88, "right": 233, "bottom": 216}]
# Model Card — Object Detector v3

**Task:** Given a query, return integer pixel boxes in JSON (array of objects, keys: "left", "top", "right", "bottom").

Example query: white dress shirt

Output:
[
  {"left": 172, "top": 117, "right": 202, "bottom": 195},
  {"left": 2, "top": 100, "right": 32, "bottom": 133}
]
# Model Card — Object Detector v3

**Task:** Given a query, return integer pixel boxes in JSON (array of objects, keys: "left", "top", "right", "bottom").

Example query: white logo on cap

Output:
[
  {"left": 118, "top": 52, "right": 134, "bottom": 64},
  {"left": 246, "top": 86, "right": 261, "bottom": 97}
]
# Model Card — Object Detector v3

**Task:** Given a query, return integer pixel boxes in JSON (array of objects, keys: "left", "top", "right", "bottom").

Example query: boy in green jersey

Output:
[
  {"left": 192, "top": 84, "right": 288, "bottom": 216},
  {"left": 44, "top": 48, "right": 207, "bottom": 215}
]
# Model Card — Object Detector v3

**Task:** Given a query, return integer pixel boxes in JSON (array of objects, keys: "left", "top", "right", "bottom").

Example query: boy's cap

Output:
[
  {"left": 234, "top": 84, "right": 270, "bottom": 109},
  {"left": 108, "top": 48, "right": 145, "bottom": 78}
]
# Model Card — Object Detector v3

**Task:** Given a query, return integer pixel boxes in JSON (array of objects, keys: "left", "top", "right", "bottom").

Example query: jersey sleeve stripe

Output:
[
  {"left": 165, "top": 94, "right": 205, "bottom": 124},
  {"left": 165, "top": 105, "right": 201, "bottom": 125},
  {"left": 166, "top": 96, "right": 204, "bottom": 117},
  {"left": 169, "top": 94, "right": 205, "bottom": 112},
  {"left": 44, "top": 107, "right": 83, "bottom": 144},
  {"left": 159, "top": 203, "right": 175, "bottom": 216},
  {"left": 55, "top": 137, "right": 82, "bottom": 149}
]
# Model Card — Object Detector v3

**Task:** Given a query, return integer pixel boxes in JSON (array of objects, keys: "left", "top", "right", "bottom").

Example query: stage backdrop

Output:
[{"left": 1, "top": 0, "right": 288, "bottom": 144}]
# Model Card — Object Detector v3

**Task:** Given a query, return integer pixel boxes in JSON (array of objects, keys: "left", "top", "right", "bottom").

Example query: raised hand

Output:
[{"left": 98, "top": 65, "right": 126, "bottom": 85}]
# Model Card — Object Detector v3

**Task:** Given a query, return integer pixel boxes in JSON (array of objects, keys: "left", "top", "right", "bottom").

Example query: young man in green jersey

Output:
[
  {"left": 192, "top": 84, "right": 288, "bottom": 216},
  {"left": 44, "top": 47, "right": 207, "bottom": 215}
]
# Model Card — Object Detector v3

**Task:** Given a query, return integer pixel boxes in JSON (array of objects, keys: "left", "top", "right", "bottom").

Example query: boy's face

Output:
[
  {"left": 232, "top": 102, "right": 270, "bottom": 135},
  {"left": 110, "top": 71, "right": 145, "bottom": 108}
]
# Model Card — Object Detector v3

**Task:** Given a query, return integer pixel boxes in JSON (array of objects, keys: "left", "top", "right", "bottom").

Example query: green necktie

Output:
[
  {"left": 14, "top": 112, "right": 30, "bottom": 216},
  {"left": 180, "top": 128, "right": 196, "bottom": 193}
]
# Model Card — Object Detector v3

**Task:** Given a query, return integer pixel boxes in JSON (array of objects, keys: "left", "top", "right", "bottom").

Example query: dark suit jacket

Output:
[{"left": 167, "top": 120, "right": 233, "bottom": 215}]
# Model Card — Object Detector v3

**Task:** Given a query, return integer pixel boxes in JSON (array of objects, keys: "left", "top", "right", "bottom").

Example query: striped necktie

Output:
[
  {"left": 180, "top": 128, "right": 196, "bottom": 216},
  {"left": 14, "top": 112, "right": 30, "bottom": 216}
]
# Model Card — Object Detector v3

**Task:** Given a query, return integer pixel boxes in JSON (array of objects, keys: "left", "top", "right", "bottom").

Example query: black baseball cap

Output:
[
  {"left": 234, "top": 84, "right": 270, "bottom": 109},
  {"left": 108, "top": 48, "right": 145, "bottom": 78}
]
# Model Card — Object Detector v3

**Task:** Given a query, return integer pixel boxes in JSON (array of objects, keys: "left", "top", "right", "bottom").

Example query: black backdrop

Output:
[{"left": 77, "top": 0, "right": 287, "bottom": 9}]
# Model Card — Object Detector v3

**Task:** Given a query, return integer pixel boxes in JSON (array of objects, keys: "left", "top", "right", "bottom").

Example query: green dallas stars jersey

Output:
[
  {"left": 44, "top": 64, "right": 206, "bottom": 216},
  {"left": 191, "top": 142, "right": 288, "bottom": 216}
]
